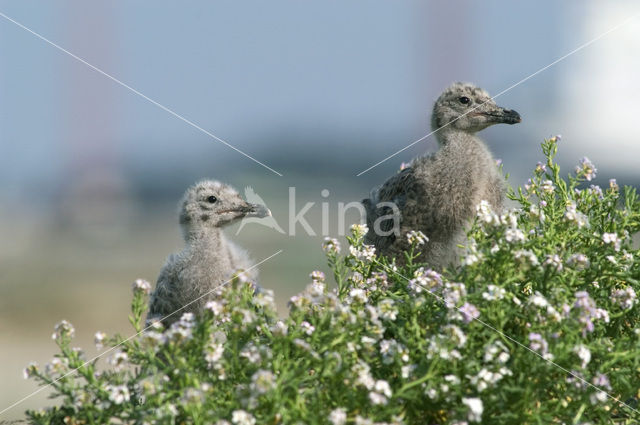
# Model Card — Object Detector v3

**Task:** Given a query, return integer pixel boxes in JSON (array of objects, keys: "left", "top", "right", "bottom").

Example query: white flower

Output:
[
  {"left": 271, "top": 320, "right": 288, "bottom": 337},
  {"left": 463, "top": 253, "right": 480, "bottom": 266},
  {"left": 377, "top": 299, "right": 398, "bottom": 321},
  {"left": 602, "top": 233, "right": 621, "bottom": 251},
  {"left": 576, "top": 157, "right": 597, "bottom": 181},
  {"left": 462, "top": 397, "right": 484, "bottom": 422},
  {"left": 44, "top": 357, "right": 68, "bottom": 376},
  {"left": 181, "top": 387, "right": 204, "bottom": 404},
  {"left": 513, "top": 250, "right": 539, "bottom": 269},
  {"left": 300, "top": 321, "right": 315, "bottom": 335},
  {"left": 543, "top": 254, "right": 563, "bottom": 272},
  {"left": 426, "top": 388, "right": 438, "bottom": 400},
  {"left": 541, "top": 180, "right": 555, "bottom": 194},
  {"left": 587, "top": 185, "right": 603, "bottom": 199},
  {"left": 310, "top": 270, "right": 325, "bottom": 282},
  {"left": 564, "top": 202, "right": 589, "bottom": 228},
  {"left": 204, "top": 342, "right": 224, "bottom": 367},
  {"left": 443, "top": 324, "right": 467, "bottom": 348},
  {"left": 444, "top": 374, "right": 460, "bottom": 386},
  {"left": 349, "top": 288, "right": 368, "bottom": 303},
  {"left": 349, "top": 244, "right": 376, "bottom": 262},
  {"left": 239, "top": 343, "right": 262, "bottom": 364},
  {"left": 108, "top": 351, "right": 129, "bottom": 371},
  {"left": 406, "top": 230, "right": 428, "bottom": 246},
  {"left": 459, "top": 302, "right": 480, "bottom": 324},
  {"left": 379, "top": 339, "right": 403, "bottom": 364},
  {"left": 408, "top": 268, "right": 442, "bottom": 295},
  {"left": 369, "top": 380, "right": 392, "bottom": 405},
  {"left": 609, "top": 178, "right": 619, "bottom": 191},
  {"left": 180, "top": 312, "right": 195, "bottom": 323},
  {"left": 528, "top": 333, "right": 553, "bottom": 360},
  {"left": 482, "top": 285, "right": 506, "bottom": 301},
  {"left": 158, "top": 403, "right": 179, "bottom": 417},
  {"left": 94, "top": 331, "right": 107, "bottom": 349},
  {"left": 476, "top": 200, "right": 499, "bottom": 225},
  {"left": 524, "top": 179, "right": 535, "bottom": 193},
  {"left": 590, "top": 390, "right": 608, "bottom": 405},
  {"left": 484, "top": 341, "right": 510, "bottom": 363},
  {"left": 401, "top": 364, "right": 416, "bottom": 379},
  {"left": 529, "top": 205, "right": 546, "bottom": 223},
  {"left": 463, "top": 240, "right": 482, "bottom": 268},
  {"left": 497, "top": 352, "right": 510, "bottom": 363},
  {"left": 289, "top": 292, "right": 312, "bottom": 310},
  {"left": 140, "top": 328, "right": 166, "bottom": 350},
  {"left": 166, "top": 316, "right": 194, "bottom": 342},
  {"left": 205, "top": 300, "right": 224, "bottom": 315},
  {"left": 322, "top": 237, "right": 341, "bottom": 254},
  {"left": 105, "top": 384, "right": 130, "bottom": 405},
  {"left": 376, "top": 380, "right": 392, "bottom": 396},
  {"left": 23, "top": 362, "right": 38, "bottom": 379},
  {"left": 329, "top": 408, "right": 347, "bottom": 425},
  {"left": 231, "top": 410, "right": 256, "bottom": 425},
  {"left": 361, "top": 336, "right": 377, "bottom": 348},
  {"left": 52, "top": 320, "right": 75, "bottom": 341},
  {"left": 350, "top": 223, "right": 369, "bottom": 241},
  {"left": 443, "top": 282, "right": 467, "bottom": 309},
  {"left": 567, "top": 253, "right": 590, "bottom": 270},
  {"left": 529, "top": 292, "right": 548, "bottom": 308},
  {"left": 132, "top": 279, "right": 151, "bottom": 295},
  {"left": 353, "top": 362, "right": 375, "bottom": 390},
  {"left": 250, "top": 369, "right": 276, "bottom": 395},
  {"left": 573, "top": 345, "right": 591, "bottom": 369},
  {"left": 611, "top": 287, "right": 636, "bottom": 310},
  {"left": 468, "top": 368, "right": 510, "bottom": 392},
  {"left": 504, "top": 228, "right": 525, "bottom": 243}
]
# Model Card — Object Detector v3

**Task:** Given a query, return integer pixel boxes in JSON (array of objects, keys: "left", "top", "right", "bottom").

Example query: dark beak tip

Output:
[{"left": 505, "top": 109, "right": 521, "bottom": 124}]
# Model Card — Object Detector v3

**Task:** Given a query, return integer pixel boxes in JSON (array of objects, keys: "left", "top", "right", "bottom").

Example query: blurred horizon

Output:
[{"left": 1, "top": 0, "right": 640, "bottom": 419}]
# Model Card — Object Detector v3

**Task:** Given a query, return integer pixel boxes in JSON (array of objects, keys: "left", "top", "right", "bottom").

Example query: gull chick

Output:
[
  {"left": 147, "top": 180, "right": 270, "bottom": 326},
  {"left": 362, "top": 82, "right": 521, "bottom": 270}
]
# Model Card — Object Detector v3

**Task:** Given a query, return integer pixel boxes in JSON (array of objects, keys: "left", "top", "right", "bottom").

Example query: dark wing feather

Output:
[{"left": 363, "top": 166, "right": 414, "bottom": 249}]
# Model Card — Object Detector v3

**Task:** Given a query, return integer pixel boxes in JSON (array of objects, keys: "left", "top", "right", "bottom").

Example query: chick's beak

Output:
[
  {"left": 485, "top": 107, "right": 521, "bottom": 125},
  {"left": 241, "top": 203, "right": 271, "bottom": 218}
]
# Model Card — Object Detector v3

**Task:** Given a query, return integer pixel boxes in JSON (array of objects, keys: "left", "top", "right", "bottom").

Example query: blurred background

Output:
[{"left": 1, "top": 0, "right": 639, "bottom": 419}]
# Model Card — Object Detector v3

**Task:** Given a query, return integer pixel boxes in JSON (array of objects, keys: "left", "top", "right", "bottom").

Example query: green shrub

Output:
[{"left": 24, "top": 137, "right": 640, "bottom": 424}]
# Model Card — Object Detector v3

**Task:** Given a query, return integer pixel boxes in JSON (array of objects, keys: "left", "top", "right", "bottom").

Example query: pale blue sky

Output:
[{"left": 1, "top": 1, "right": 638, "bottom": 204}]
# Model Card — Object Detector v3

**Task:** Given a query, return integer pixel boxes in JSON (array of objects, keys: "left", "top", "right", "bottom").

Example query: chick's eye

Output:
[
  {"left": 207, "top": 195, "right": 217, "bottom": 203},
  {"left": 459, "top": 96, "right": 470, "bottom": 104}
]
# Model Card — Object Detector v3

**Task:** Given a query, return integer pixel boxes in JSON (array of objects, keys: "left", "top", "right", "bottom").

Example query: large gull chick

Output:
[
  {"left": 147, "top": 180, "right": 270, "bottom": 326},
  {"left": 362, "top": 82, "right": 521, "bottom": 270}
]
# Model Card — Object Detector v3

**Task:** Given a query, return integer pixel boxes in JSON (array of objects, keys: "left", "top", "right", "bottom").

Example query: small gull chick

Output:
[
  {"left": 147, "top": 180, "right": 270, "bottom": 326},
  {"left": 362, "top": 82, "right": 521, "bottom": 269}
]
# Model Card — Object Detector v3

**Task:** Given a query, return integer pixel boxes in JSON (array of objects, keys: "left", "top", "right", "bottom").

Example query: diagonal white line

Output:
[
  {"left": 356, "top": 12, "right": 640, "bottom": 177},
  {"left": 0, "top": 10, "right": 283, "bottom": 177},
  {"left": 0, "top": 249, "right": 283, "bottom": 417},
  {"left": 374, "top": 258, "right": 640, "bottom": 418}
]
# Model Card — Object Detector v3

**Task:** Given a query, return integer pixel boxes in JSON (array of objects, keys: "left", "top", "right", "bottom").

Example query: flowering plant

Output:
[{"left": 24, "top": 138, "right": 640, "bottom": 424}]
